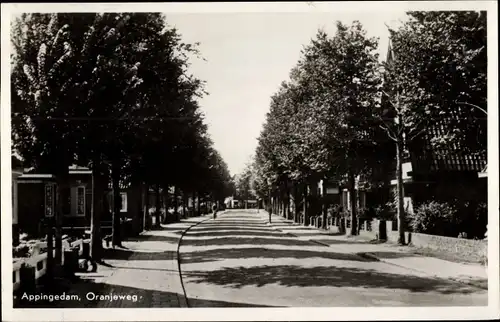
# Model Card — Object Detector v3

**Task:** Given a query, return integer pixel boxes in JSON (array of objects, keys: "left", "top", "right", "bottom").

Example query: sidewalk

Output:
[
  {"left": 265, "top": 213, "right": 488, "bottom": 289},
  {"left": 15, "top": 215, "right": 212, "bottom": 308}
]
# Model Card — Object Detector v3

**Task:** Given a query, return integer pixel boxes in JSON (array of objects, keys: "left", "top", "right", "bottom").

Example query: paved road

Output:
[{"left": 179, "top": 210, "right": 488, "bottom": 307}]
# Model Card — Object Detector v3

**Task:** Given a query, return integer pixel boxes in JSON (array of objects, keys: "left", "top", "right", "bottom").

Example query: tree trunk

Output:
[
  {"left": 54, "top": 177, "right": 66, "bottom": 266},
  {"left": 197, "top": 192, "right": 201, "bottom": 216},
  {"left": 303, "top": 184, "right": 308, "bottom": 226},
  {"left": 268, "top": 189, "right": 272, "bottom": 223},
  {"left": 396, "top": 139, "right": 406, "bottom": 245},
  {"left": 322, "top": 180, "right": 328, "bottom": 229},
  {"left": 285, "top": 192, "right": 290, "bottom": 220},
  {"left": 45, "top": 218, "right": 54, "bottom": 279},
  {"left": 293, "top": 183, "right": 299, "bottom": 223},
  {"left": 154, "top": 184, "right": 161, "bottom": 227},
  {"left": 282, "top": 197, "right": 286, "bottom": 218},
  {"left": 192, "top": 191, "right": 196, "bottom": 216},
  {"left": 111, "top": 163, "right": 122, "bottom": 247},
  {"left": 90, "top": 161, "right": 103, "bottom": 261},
  {"left": 173, "top": 186, "right": 179, "bottom": 216},
  {"left": 308, "top": 181, "right": 319, "bottom": 223},
  {"left": 162, "top": 186, "right": 170, "bottom": 224},
  {"left": 182, "top": 193, "right": 187, "bottom": 218},
  {"left": 138, "top": 182, "right": 145, "bottom": 233},
  {"left": 348, "top": 168, "right": 358, "bottom": 236},
  {"left": 144, "top": 185, "right": 151, "bottom": 230}
]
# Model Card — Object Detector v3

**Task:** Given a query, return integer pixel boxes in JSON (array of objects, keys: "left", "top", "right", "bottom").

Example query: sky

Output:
[{"left": 164, "top": 11, "right": 409, "bottom": 176}]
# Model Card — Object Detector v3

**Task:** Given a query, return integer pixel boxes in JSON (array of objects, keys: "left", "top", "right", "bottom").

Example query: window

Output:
[
  {"left": 120, "top": 192, "right": 127, "bottom": 212},
  {"left": 68, "top": 186, "right": 85, "bottom": 216},
  {"left": 342, "top": 190, "right": 350, "bottom": 210},
  {"left": 107, "top": 192, "right": 128, "bottom": 213},
  {"left": 44, "top": 184, "right": 55, "bottom": 217},
  {"left": 358, "top": 191, "right": 366, "bottom": 209}
]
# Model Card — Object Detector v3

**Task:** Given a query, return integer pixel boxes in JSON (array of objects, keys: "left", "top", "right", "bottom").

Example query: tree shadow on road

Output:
[
  {"left": 181, "top": 236, "right": 319, "bottom": 247},
  {"left": 125, "top": 235, "right": 180, "bottom": 243},
  {"left": 185, "top": 230, "right": 287, "bottom": 238},
  {"left": 180, "top": 247, "right": 377, "bottom": 264},
  {"left": 101, "top": 248, "right": 176, "bottom": 261},
  {"left": 189, "top": 226, "right": 282, "bottom": 233},
  {"left": 183, "top": 265, "right": 484, "bottom": 295},
  {"left": 187, "top": 297, "right": 278, "bottom": 307},
  {"left": 309, "top": 238, "right": 382, "bottom": 245},
  {"left": 200, "top": 221, "right": 269, "bottom": 227}
]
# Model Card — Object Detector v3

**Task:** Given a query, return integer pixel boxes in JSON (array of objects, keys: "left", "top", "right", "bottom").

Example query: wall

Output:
[
  {"left": 356, "top": 218, "right": 486, "bottom": 261},
  {"left": 404, "top": 231, "right": 487, "bottom": 262}
]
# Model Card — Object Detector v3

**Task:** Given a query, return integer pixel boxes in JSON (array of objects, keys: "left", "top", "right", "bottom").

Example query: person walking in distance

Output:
[{"left": 212, "top": 203, "right": 218, "bottom": 219}]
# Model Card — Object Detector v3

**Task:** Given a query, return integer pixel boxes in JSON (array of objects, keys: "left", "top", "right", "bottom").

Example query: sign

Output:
[
  {"left": 45, "top": 184, "right": 55, "bottom": 217},
  {"left": 326, "top": 187, "right": 339, "bottom": 194}
]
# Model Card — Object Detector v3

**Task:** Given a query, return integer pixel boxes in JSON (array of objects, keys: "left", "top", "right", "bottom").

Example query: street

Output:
[
  {"left": 14, "top": 210, "right": 487, "bottom": 308},
  {"left": 179, "top": 210, "right": 488, "bottom": 307}
]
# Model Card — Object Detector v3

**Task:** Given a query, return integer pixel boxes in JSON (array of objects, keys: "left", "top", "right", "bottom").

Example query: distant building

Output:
[{"left": 224, "top": 196, "right": 258, "bottom": 209}]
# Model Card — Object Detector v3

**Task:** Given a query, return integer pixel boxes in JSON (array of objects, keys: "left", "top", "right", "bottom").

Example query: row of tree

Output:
[
  {"left": 11, "top": 13, "right": 233, "bottom": 262},
  {"left": 250, "top": 11, "right": 487, "bottom": 244}
]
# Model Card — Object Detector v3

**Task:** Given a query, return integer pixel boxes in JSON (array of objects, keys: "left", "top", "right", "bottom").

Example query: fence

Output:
[{"left": 13, "top": 237, "right": 85, "bottom": 293}]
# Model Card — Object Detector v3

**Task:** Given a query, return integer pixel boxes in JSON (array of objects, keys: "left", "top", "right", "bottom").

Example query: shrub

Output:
[
  {"left": 473, "top": 202, "right": 488, "bottom": 239},
  {"left": 374, "top": 202, "right": 396, "bottom": 221},
  {"left": 13, "top": 244, "right": 30, "bottom": 258},
  {"left": 327, "top": 204, "right": 342, "bottom": 217},
  {"left": 408, "top": 201, "right": 458, "bottom": 236}
]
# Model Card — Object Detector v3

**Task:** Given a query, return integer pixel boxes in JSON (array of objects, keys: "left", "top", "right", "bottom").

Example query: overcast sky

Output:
[{"left": 164, "top": 11, "right": 408, "bottom": 176}]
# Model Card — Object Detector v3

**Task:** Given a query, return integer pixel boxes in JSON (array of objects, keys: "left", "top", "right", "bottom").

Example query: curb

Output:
[
  {"left": 358, "top": 252, "right": 488, "bottom": 290},
  {"left": 266, "top": 216, "right": 333, "bottom": 248},
  {"left": 176, "top": 212, "right": 226, "bottom": 307}
]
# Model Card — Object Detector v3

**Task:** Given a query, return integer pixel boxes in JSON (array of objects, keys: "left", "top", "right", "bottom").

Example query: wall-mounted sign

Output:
[
  {"left": 326, "top": 187, "right": 339, "bottom": 194},
  {"left": 45, "top": 184, "right": 55, "bottom": 217}
]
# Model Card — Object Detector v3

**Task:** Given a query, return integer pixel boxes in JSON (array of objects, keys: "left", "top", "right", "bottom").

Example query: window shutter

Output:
[
  {"left": 77, "top": 187, "right": 85, "bottom": 215},
  {"left": 71, "top": 187, "right": 77, "bottom": 216}
]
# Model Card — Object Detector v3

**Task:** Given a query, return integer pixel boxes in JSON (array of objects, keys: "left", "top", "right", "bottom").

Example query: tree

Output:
[
  {"left": 295, "top": 22, "right": 382, "bottom": 235},
  {"left": 11, "top": 13, "right": 93, "bottom": 267},
  {"left": 377, "top": 11, "right": 487, "bottom": 244},
  {"left": 11, "top": 13, "right": 214, "bottom": 259},
  {"left": 235, "top": 160, "right": 257, "bottom": 208}
]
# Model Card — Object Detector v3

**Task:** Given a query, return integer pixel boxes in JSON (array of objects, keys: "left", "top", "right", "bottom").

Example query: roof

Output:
[
  {"left": 412, "top": 111, "right": 486, "bottom": 173},
  {"left": 384, "top": 40, "right": 487, "bottom": 174}
]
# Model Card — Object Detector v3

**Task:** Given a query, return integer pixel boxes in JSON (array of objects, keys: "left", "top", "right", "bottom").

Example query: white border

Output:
[{"left": 1, "top": 1, "right": 499, "bottom": 321}]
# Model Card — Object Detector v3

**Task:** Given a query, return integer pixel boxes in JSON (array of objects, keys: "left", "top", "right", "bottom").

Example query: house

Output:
[
  {"left": 16, "top": 165, "right": 95, "bottom": 238},
  {"left": 225, "top": 196, "right": 239, "bottom": 208},
  {"left": 377, "top": 40, "right": 487, "bottom": 237},
  {"left": 15, "top": 165, "right": 145, "bottom": 240},
  {"left": 225, "top": 196, "right": 258, "bottom": 209},
  {"left": 328, "top": 38, "right": 487, "bottom": 238}
]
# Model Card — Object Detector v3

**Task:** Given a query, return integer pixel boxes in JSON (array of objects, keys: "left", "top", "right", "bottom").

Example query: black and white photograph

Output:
[{"left": 1, "top": 1, "right": 498, "bottom": 321}]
